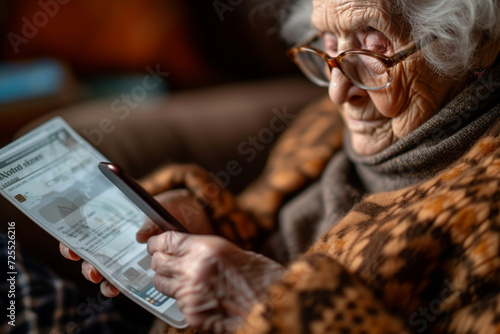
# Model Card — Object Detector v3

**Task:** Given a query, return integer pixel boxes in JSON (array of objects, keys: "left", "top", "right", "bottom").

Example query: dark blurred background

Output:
[
  {"left": 0, "top": 0, "right": 299, "bottom": 146},
  {"left": 0, "top": 0, "right": 325, "bottom": 299}
]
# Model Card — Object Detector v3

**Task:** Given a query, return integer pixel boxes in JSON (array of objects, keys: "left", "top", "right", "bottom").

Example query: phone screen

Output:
[{"left": 0, "top": 117, "right": 187, "bottom": 328}]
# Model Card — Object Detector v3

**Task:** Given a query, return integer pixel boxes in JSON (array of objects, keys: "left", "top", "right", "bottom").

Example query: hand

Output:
[
  {"left": 59, "top": 189, "right": 212, "bottom": 297},
  {"left": 136, "top": 189, "right": 213, "bottom": 241},
  {"left": 59, "top": 242, "right": 121, "bottom": 297},
  {"left": 147, "top": 231, "right": 285, "bottom": 333}
]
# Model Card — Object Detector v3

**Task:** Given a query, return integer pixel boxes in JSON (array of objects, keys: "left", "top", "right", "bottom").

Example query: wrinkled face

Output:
[{"left": 312, "top": 0, "right": 465, "bottom": 154}]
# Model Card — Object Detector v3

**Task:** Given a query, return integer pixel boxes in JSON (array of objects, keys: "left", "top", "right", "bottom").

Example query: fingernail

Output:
[
  {"left": 82, "top": 266, "right": 91, "bottom": 279},
  {"left": 89, "top": 269, "right": 99, "bottom": 282},
  {"left": 66, "top": 248, "right": 79, "bottom": 260},
  {"left": 109, "top": 284, "right": 119, "bottom": 295},
  {"left": 103, "top": 281, "right": 119, "bottom": 295}
]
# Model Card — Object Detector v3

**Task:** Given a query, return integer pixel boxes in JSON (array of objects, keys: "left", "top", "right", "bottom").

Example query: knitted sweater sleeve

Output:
[{"left": 238, "top": 253, "right": 410, "bottom": 334}]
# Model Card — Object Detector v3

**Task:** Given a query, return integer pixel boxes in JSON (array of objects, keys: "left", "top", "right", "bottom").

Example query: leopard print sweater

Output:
[
  {"left": 240, "top": 118, "right": 500, "bottom": 334},
  {"left": 141, "top": 91, "right": 500, "bottom": 333}
]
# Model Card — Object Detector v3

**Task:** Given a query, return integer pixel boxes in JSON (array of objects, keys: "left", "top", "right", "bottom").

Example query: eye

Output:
[
  {"left": 361, "top": 27, "right": 390, "bottom": 54},
  {"left": 321, "top": 32, "right": 338, "bottom": 57}
]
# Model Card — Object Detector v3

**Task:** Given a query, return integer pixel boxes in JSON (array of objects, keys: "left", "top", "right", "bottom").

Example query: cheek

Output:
[{"left": 368, "top": 67, "right": 410, "bottom": 118}]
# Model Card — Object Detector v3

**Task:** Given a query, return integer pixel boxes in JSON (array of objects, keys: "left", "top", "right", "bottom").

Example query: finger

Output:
[
  {"left": 152, "top": 273, "right": 183, "bottom": 299},
  {"left": 136, "top": 219, "right": 163, "bottom": 243},
  {"left": 154, "top": 189, "right": 201, "bottom": 233},
  {"left": 100, "top": 280, "right": 120, "bottom": 297},
  {"left": 59, "top": 243, "right": 81, "bottom": 261},
  {"left": 151, "top": 251, "right": 181, "bottom": 277},
  {"left": 147, "top": 231, "right": 191, "bottom": 257},
  {"left": 156, "top": 189, "right": 191, "bottom": 219},
  {"left": 137, "top": 189, "right": 195, "bottom": 241},
  {"left": 81, "top": 261, "right": 104, "bottom": 284},
  {"left": 155, "top": 189, "right": 215, "bottom": 234}
]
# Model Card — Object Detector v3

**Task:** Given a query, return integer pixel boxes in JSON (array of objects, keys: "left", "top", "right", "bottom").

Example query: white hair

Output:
[
  {"left": 395, "top": 0, "right": 500, "bottom": 76},
  {"left": 281, "top": 0, "right": 500, "bottom": 77},
  {"left": 280, "top": 0, "right": 314, "bottom": 45}
]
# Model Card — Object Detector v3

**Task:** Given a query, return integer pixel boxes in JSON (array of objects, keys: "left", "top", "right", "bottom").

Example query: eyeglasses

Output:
[{"left": 287, "top": 34, "right": 420, "bottom": 91}]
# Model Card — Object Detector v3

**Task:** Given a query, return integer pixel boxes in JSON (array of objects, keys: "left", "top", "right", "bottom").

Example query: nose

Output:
[{"left": 328, "top": 67, "right": 368, "bottom": 105}]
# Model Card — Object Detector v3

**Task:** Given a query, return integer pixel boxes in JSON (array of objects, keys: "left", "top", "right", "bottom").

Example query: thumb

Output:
[
  {"left": 136, "top": 189, "right": 192, "bottom": 243},
  {"left": 136, "top": 219, "right": 162, "bottom": 243},
  {"left": 153, "top": 189, "right": 213, "bottom": 235}
]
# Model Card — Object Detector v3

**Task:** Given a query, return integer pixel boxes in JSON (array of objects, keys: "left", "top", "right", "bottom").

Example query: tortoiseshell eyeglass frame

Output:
[{"left": 287, "top": 34, "right": 420, "bottom": 90}]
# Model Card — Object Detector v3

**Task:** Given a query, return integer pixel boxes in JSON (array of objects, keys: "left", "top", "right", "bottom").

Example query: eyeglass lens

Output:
[
  {"left": 295, "top": 51, "right": 331, "bottom": 87},
  {"left": 294, "top": 38, "right": 391, "bottom": 89},
  {"left": 340, "top": 54, "right": 389, "bottom": 89}
]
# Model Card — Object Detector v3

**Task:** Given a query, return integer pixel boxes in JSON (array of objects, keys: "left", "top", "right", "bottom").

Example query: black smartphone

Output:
[{"left": 98, "top": 162, "right": 189, "bottom": 233}]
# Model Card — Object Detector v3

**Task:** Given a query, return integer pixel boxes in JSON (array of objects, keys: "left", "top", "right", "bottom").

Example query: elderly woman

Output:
[{"left": 61, "top": 0, "right": 500, "bottom": 333}]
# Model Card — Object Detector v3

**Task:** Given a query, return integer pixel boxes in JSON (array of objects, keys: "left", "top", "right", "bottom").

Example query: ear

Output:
[{"left": 474, "top": 36, "right": 500, "bottom": 70}]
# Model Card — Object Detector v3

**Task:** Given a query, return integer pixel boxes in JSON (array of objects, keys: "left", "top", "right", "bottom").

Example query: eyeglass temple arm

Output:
[{"left": 392, "top": 43, "right": 419, "bottom": 64}]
